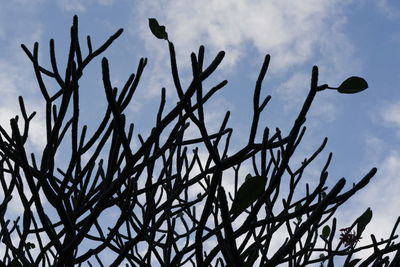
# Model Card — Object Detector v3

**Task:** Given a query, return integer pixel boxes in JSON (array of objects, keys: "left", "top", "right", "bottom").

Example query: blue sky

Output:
[{"left": 1, "top": 0, "right": 400, "bottom": 265}]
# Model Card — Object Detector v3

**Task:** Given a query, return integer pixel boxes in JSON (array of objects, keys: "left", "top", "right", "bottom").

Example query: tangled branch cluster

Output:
[{"left": 0, "top": 16, "right": 399, "bottom": 266}]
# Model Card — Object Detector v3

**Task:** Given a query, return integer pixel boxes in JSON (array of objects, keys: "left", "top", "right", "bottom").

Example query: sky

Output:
[{"left": 0, "top": 0, "right": 400, "bottom": 266}]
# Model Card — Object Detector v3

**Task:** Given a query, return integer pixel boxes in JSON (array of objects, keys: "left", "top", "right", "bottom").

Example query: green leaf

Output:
[
  {"left": 322, "top": 225, "right": 331, "bottom": 239},
  {"left": 230, "top": 175, "right": 266, "bottom": 217},
  {"left": 356, "top": 207, "right": 373, "bottom": 237},
  {"left": 337, "top": 76, "right": 368, "bottom": 94},
  {"left": 148, "top": 18, "right": 168, "bottom": 40},
  {"left": 348, "top": 258, "right": 362, "bottom": 267}
]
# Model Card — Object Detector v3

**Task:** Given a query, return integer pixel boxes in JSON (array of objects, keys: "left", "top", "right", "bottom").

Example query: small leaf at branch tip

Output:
[
  {"left": 322, "top": 225, "right": 331, "bottom": 238},
  {"left": 337, "top": 76, "right": 368, "bottom": 94},
  {"left": 148, "top": 18, "right": 168, "bottom": 40}
]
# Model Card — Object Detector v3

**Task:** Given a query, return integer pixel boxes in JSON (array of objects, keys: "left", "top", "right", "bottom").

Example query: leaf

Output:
[
  {"left": 322, "top": 225, "right": 331, "bottom": 239},
  {"left": 337, "top": 76, "right": 368, "bottom": 94},
  {"left": 230, "top": 175, "right": 266, "bottom": 217},
  {"left": 348, "top": 258, "right": 362, "bottom": 267},
  {"left": 148, "top": 18, "right": 168, "bottom": 40},
  {"left": 356, "top": 207, "right": 373, "bottom": 237}
]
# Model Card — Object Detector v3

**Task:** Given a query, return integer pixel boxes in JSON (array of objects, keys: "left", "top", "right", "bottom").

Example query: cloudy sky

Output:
[{"left": 1, "top": 0, "right": 400, "bottom": 265}]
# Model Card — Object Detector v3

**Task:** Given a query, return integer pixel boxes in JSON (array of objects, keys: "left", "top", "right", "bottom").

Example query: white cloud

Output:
[
  {"left": 273, "top": 72, "right": 310, "bottom": 111},
  {"left": 0, "top": 58, "right": 47, "bottom": 149},
  {"left": 133, "top": 0, "right": 353, "bottom": 72},
  {"left": 59, "top": 0, "right": 86, "bottom": 12},
  {"left": 316, "top": 16, "right": 361, "bottom": 80},
  {"left": 128, "top": 0, "right": 360, "bottom": 134},
  {"left": 363, "top": 135, "right": 387, "bottom": 165},
  {"left": 379, "top": 101, "right": 400, "bottom": 136},
  {"left": 382, "top": 102, "right": 400, "bottom": 125},
  {"left": 58, "top": 0, "right": 116, "bottom": 12},
  {"left": 0, "top": 0, "right": 59, "bottom": 153}
]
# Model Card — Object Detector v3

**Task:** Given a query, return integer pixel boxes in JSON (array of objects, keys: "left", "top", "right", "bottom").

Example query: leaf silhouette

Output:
[
  {"left": 230, "top": 175, "right": 266, "bottom": 217},
  {"left": 337, "top": 76, "right": 368, "bottom": 94},
  {"left": 322, "top": 225, "right": 331, "bottom": 239},
  {"left": 356, "top": 207, "right": 372, "bottom": 237},
  {"left": 148, "top": 18, "right": 168, "bottom": 40},
  {"left": 295, "top": 203, "right": 302, "bottom": 222}
]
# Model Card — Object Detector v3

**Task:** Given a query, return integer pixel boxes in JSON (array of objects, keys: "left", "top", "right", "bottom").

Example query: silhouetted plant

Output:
[{"left": 0, "top": 16, "right": 399, "bottom": 267}]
